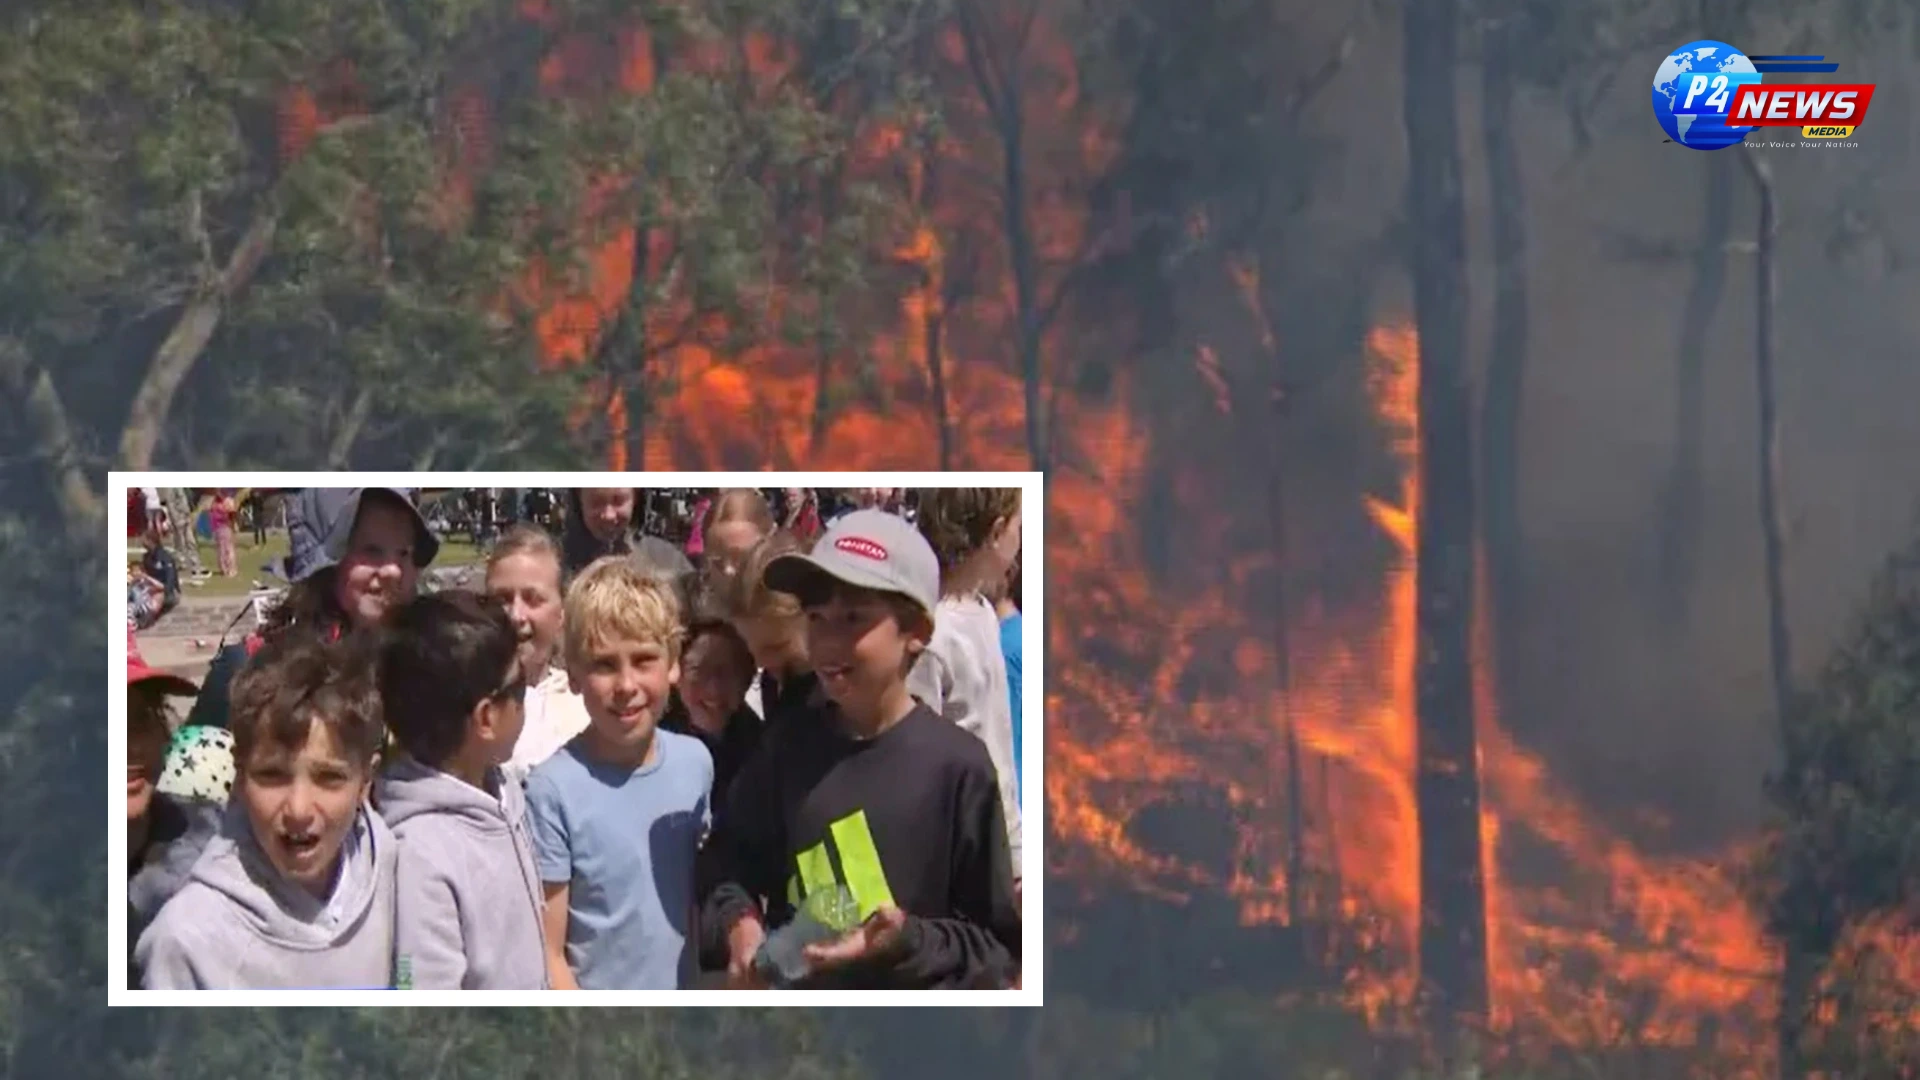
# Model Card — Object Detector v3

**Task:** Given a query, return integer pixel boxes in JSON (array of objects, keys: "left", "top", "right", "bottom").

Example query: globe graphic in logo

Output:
[{"left": 1652, "top": 40, "right": 1761, "bottom": 150}]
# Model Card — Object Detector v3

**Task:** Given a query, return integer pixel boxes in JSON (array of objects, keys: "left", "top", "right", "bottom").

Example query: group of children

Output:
[{"left": 126, "top": 486, "right": 1025, "bottom": 991}]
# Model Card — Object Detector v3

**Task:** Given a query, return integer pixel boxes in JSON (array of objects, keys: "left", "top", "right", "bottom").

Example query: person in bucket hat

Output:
[
  {"left": 699, "top": 508, "right": 1019, "bottom": 991},
  {"left": 181, "top": 488, "right": 439, "bottom": 735},
  {"left": 266, "top": 487, "right": 439, "bottom": 587}
]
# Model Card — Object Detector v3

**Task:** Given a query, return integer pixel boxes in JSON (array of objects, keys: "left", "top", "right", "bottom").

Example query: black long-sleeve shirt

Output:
[
  {"left": 662, "top": 695, "right": 763, "bottom": 805},
  {"left": 699, "top": 703, "right": 1019, "bottom": 990}
]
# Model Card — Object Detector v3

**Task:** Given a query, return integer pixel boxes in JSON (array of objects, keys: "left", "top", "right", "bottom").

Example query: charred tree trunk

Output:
[
  {"left": 1118, "top": 26, "right": 1183, "bottom": 583},
  {"left": 956, "top": 2, "right": 1047, "bottom": 471},
  {"left": 921, "top": 147, "right": 955, "bottom": 472},
  {"left": 1002, "top": 100, "right": 1048, "bottom": 473},
  {"left": 811, "top": 161, "right": 846, "bottom": 452},
  {"left": 1657, "top": 152, "right": 1734, "bottom": 621},
  {"left": 1740, "top": 155, "right": 1791, "bottom": 762},
  {"left": 925, "top": 290, "right": 954, "bottom": 472},
  {"left": 1478, "top": 16, "right": 1528, "bottom": 708},
  {"left": 1403, "top": 0, "right": 1489, "bottom": 1046},
  {"left": 1739, "top": 150, "right": 1799, "bottom": 1080},
  {"left": 1271, "top": 393, "right": 1308, "bottom": 934},
  {"left": 595, "top": 202, "right": 656, "bottom": 472},
  {"left": 620, "top": 322, "right": 649, "bottom": 474}
]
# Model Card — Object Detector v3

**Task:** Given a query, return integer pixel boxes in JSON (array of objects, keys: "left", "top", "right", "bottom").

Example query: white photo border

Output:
[{"left": 108, "top": 471, "right": 1043, "bottom": 1007}]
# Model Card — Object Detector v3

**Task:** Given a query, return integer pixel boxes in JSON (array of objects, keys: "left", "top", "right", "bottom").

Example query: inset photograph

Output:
[{"left": 112, "top": 476, "right": 1039, "bottom": 1004}]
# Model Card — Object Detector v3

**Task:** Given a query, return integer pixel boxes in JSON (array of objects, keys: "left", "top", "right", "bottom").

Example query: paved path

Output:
[{"left": 136, "top": 563, "right": 484, "bottom": 683}]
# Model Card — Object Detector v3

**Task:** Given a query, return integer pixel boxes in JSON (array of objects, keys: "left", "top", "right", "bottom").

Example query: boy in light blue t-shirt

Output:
[{"left": 526, "top": 557, "right": 713, "bottom": 990}]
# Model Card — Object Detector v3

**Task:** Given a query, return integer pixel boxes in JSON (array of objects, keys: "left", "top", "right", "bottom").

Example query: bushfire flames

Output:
[
  {"left": 1052, "top": 325, "right": 1780, "bottom": 1065},
  {"left": 277, "top": 7, "right": 1920, "bottom": 1071}
]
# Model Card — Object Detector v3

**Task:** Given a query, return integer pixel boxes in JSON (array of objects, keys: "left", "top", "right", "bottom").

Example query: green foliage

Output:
[
  {"left": 1768, "top": 538, "right": 1920, "bottom": 947},
  {"left": 1, "top": 0, "right": 932, "bottom": 473},
  {"left": 1765, "top": 533, "right": 1920, "bottom": 1074}
]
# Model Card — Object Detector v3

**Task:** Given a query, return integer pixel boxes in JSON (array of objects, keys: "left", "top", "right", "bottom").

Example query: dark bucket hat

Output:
[{"left": 266, "top": 488, "right": 439, "bottom": 584}]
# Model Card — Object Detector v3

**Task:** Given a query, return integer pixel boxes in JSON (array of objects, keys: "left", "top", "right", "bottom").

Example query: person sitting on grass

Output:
[
  {"left": 377, "top": 590, "right": 547, "bottom": 990},
  {"left": 526, "top": 558, "right": 713, "bottom": 990},
  {"left": 136, "top": 635, "right": 396, "bottom": 990},
  {"left": 701, "top": 510, "right": 1020, "bottom": 991},
  {"left": 137, "top": 515, "right": 182, "bottom": 627}
]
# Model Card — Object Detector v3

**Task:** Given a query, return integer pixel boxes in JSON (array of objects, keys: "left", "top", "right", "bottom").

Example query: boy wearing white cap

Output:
[{"left": 699, "top": 510, "right": 1019, "bottom": 990}]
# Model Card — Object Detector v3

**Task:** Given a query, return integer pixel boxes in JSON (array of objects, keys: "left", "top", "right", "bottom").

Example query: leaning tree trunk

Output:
[
  {"left": 1739, "top": 149, "right": 1800, "bottom": 1080},
  {"left": 1403, "top": 0, "right": 1489, "bottom": 1051},
  {"left": 1657, "top": 152, "right": 1734, "bottom": 621}
]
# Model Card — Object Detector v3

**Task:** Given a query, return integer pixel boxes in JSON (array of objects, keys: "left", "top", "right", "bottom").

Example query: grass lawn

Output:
[{"left": 129, "top": 533, "right": 483, "bottom": 597}]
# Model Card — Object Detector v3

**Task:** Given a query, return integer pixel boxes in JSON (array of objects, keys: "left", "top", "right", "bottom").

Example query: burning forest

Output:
[
  {"left": 8, "top": 0, "right": 1920, "bottom": 1075},
  {"left": 325, "top": 1, "right": 1916, "bottom": 1075}
]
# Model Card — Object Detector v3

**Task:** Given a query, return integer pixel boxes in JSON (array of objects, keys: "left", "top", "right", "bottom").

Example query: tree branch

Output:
[
  {"left": 118, "top": 109, "right": 397, "bottom": 472},
  {"left": 117, "top": 200, "right": 280, "bottom": 471},
  {"left": 324, "top": 387, "right": 376, "bottom": 469},
  {"left": 1284, "top": 27, "right": 1358, "bottom": 119},
  {"left": 0, "top": 338, "right": 103, "bottom": 543},
  {"left": 413, "top": 432, "right": 447, "bottom": 472},
  {"left": 955, "top": 3, "right": 1010, "bottom": 124}
]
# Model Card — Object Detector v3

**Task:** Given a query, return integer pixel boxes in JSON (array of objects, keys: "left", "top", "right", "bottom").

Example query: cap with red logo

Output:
[{"left": 764, "top": 508, "right": 939, "bottom": 619}]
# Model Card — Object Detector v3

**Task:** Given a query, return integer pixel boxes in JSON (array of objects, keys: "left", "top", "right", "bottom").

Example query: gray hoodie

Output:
[
  {"left": 135, "top": 801, "right": 396, "bottom": 990},
  {"left": 128, "top": 795, "right": 224, "bottom": 934},
  {"left": 375, "top": 756, "right": 548, "bottom": 990}
]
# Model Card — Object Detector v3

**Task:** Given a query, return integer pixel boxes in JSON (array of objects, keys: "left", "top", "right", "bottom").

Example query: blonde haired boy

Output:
[{"left": 525, "top": 557, "right": 714, "bottom": 989}]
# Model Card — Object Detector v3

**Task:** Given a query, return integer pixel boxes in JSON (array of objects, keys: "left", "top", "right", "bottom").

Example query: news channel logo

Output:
[
  {"left": 1652, "top": 40, "right": 1762, "bottom": 150},
  {"left": 1653, "top": 43, "right": 1863, "bottom": 149}
]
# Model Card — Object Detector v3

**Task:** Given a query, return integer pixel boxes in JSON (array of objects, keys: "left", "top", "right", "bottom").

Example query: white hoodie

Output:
[
  {"left": 503, "top": 666, "right": 591, "bottom": 788},
  {"left": 375, "top": 755, "right": 548, "bottom": 990},
  {"left": 136, "top": 801, "right": 396, "bottom": 990},
  {"left": 907, "top": 591, "right": 1023, "bottom": 878}
]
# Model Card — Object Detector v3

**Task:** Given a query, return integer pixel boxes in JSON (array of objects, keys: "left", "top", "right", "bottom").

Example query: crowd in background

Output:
[{"left": 126, "top": 485, "right": 1023, "bottom": 991}]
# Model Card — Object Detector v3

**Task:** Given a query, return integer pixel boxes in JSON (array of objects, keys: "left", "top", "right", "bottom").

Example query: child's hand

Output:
[
  {"left": 801, "top": 905, "right": 908, "bottom": 971},
  {"left": 725, "top": 916, "right": 769, "bottom": 989}
]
